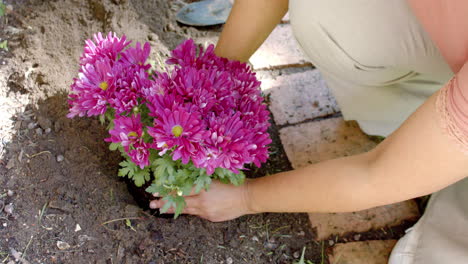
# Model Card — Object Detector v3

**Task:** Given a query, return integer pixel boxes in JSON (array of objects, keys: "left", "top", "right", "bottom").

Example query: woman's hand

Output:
[{"left": 149, "top": 180, "right": 256, "bottom": 222}]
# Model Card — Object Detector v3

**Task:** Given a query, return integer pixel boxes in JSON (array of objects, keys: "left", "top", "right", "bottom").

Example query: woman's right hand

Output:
[{"left": 149, "top": 179, "right": 256, "bottom": 222}]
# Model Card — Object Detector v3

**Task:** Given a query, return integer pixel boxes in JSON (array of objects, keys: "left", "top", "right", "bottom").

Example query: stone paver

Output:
[
  {"left": 249, "top": 24, "right": 310, "bottom": 69},
  {"left": 279, "top": 118, "right": 376, "bottom": 168},
  {"left": 309, "top": 200, "right": 420, "bottom": 240},
  {"left": 329, "top": 240, "right": 397, "bottom": 264},
  {"left": 261, "top": 70, "right": 339, "bottom": 126},
  {"left": 279, "top": 119, "right": 420, "bottom": 239}
]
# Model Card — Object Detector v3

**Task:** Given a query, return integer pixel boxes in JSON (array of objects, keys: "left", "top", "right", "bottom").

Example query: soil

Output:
[{"left": 0, "top": 1, "right": 412, "bottom": 263}]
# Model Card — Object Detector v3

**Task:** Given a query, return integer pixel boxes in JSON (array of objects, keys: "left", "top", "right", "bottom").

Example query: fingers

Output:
[{"left": 149, "top": 196, "right": 201, "bottom": 216}]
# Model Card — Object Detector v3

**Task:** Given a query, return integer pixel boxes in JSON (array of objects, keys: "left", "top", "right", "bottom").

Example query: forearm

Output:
[
  {"left": 247, "top": 89, "right": 468, "bottom": 215},
  {"left": 215, "top": 0, "right": 288, "bottom": 62},
  {"left": 247, "top": 152, "right": 377, "bottom": 213}
]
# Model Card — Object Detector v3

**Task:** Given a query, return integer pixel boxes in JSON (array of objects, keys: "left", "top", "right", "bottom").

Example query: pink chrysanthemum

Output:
[
  {"left": 200, "top": 113, "right": 253, "bottom": 174},
  {"left": 80, "top": 32, "right": 131, "bottom": 66},
  {"left": 128, "top": 141, "right": 151, "bottom": 169},
  {"left": 106, "top": 115, "right": 150, "bottom": 169},
  {"left": 67, "top": 58, "right": 115, "bottom": 118},
  {"left": 147, "top": 108, "right": 208, "bottom": 164},
  {"left": 106, "top": 114, "right": 143, "bottom": 148},
  {"left": 109, "top": 65, "right": 150, "bottom": 114},
  {"left": 120, "top": 42, "right": 151, "bottom": 71}
]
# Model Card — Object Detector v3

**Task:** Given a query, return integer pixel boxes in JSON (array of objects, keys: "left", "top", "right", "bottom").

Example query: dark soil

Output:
[{"left": 0, "top": 1, "right": 414, "bottom": 263}]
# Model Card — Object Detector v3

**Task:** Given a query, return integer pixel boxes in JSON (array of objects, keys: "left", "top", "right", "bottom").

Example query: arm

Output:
[
  {"left": 249, "top": 85, "right": 468, "bottom": 214},
  {"left": 150, "top": 71, "right": 468, "bottom": 221},
  {"left": 214, "top": 0, "right": 288, "bottom": 62}
]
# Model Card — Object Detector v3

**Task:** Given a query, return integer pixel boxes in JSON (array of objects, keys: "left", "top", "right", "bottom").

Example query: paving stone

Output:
[
  {"left": 329, "top": 240, "right": 397, "bottom": 264},
  {"left": 309, "top": 200, "right": 420, "bottom": 240},
  {"left": 261, "top": 70, "right": 339, "bottom": 126},
  {"left": 249, "top": 24, "right": 310, "bottom": 69},
  {"left": 279, "top": 118, "right": 420, "bottom": 239},
  {"left": 279, "top": 118, "right": 376, "bottom": 169}
]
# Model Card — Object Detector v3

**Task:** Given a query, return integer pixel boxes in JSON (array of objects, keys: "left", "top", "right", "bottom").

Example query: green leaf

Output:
[
  {"left": 194, "top": 170, "right": 211, "bottom": 194},
  {"left": 145, "top": 183, "right": 159, "bottom": 195},
  {"left": 99, "top": 114, "right": 105, "bottom": 125},
  {"left": 160, "top": 197, "right": 174, "bottom": 214},
  {"left": 118, "top": 160, "right": 136, "bottom": 178},
  {"left": 109, "top": 142, "right": 120, "bottom": 151},
  {"left": 0, "top": 40, "right": 8, "bottom": 51},
  {"left": 0, "top": 2, "right": 5, "bottom": 17},
  {"left": 133, "top": 168, "right": 150, "bottom": 187},
  {"left": 214, "top": 168, "right": 245, "bottom": 186},
  {"left": 152, "top": 156, "right": 176, "bottom": 185},
  {"left": 173, "top": 196, "right": 186, "bottom": 218}
]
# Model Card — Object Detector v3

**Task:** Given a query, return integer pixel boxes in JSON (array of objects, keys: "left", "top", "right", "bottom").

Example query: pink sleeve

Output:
[
  {"left": 408, "top": 0, "right": 468, "bottom": 73},
  {"left": 409, "top": 0, "right": 468, "bottom": 152},
  {"left": 437, "top": 62, "right": 468, "bottom": 153}
]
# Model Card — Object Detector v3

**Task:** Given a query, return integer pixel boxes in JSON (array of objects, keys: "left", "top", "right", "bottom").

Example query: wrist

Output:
[{"left": 242, "top": 178, "right": 261, "bottom": 214}]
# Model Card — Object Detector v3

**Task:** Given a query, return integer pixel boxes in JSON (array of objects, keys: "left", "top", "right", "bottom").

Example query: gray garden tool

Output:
[{"left": 176, "top": 0, "right": 232, "bottom": 26}]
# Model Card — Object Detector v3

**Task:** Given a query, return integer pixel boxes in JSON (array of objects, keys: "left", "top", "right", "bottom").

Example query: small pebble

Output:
[
  {"left": 264, "top": 241, "right": 278, "bottom": 250},
  {"left": 293, "top": 251, "right": 300, "bottom": 259},
  {"left": 3, "top": 222, "right": 7, "bottom": 227},
  {"left": 6, "top": 5, "right": 13, "bottom": 13},
  {"left": 328, "top": 240, "right": 335, "bottom": 246},
  {"left": 7, "top": 190, "right": 14, "bottom": 197},
  {"left": 56, "top": 241, "right": 71, "bottom": 250},
  {"left": 75, "top": 224, "right": 82, "bottom": 232},
  {"left": 226, "top": 257, "right": 233, "bottom": 264},
  {"left": 5, "top": 159, "right": 14, "bottom": 170},
  {"left": 4, "top": 203, "right": 13, "bottom": 214},
  {"left": 297, "top": 230, "right": 305, "bottom": 236},
  {"left": 252, "top": 236, "right": 259, "bottom": 242},
  {"left": 56, "top": 155, "right": 64, "bottom": 162},
  {"left": 35, "top": 127, "right": 43, "bottom": 135},
  {"left": 45, "top": 128, "right": 51, "bottom": 134},
  {"left": 354, "top": 234, "right": 361, "bottom": 241},
  {"left": 27, "top": 122, "right": 36, "bottom": 129}
]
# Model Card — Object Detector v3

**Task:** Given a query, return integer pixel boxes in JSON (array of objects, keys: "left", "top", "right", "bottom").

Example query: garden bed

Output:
[{"left": 0, "top": 1, "right": 320, "bottom": 263}]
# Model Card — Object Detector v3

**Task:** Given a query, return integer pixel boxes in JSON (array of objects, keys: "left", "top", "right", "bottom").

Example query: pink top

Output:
[
  {"left": 409, "top": 0, "right": 468, "bottom": 149},
  {"left": 409, "top": 0, "right": 468, "bottom": 73}
]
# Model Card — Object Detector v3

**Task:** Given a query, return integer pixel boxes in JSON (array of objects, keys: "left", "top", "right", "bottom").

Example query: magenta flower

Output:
[
  {"left": 200, "top": 113, "right": 252, "bottom": 174},
  {"left": 80, "top": 32, "right": 131, "bottom": 66},
  {"left": 147, "top": 108, "right": 208, "bottom": 164},
  {"left": 110, "top": 65, "right": 150, "bottom": 114},
  {"left": 120, "top": 42, "right": 151, "bottom": 71},
  {"left": 106, "top": 115, "right": 151, "bottom": 169},
  {"left": 166, "top": 39, "right": 197, "bottom": 67},
  {"left": 128, "top": 142, "right": 151, "bottom": 169},
  {"left": 67, "top": 58, "right": 115, "bottom": 117},
  {"left": 106, "top": 114, "right": 144, "bottom": 148},
  {"left": 70, "top": 35, "right": 272, "bottom": 178}
]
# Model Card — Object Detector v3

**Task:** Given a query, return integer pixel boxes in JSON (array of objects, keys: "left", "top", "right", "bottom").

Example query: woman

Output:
[{"left": 151, "top": 1, "right": 468, "bottom": 263}]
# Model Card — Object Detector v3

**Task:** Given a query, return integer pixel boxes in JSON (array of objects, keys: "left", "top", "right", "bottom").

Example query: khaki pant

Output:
[{"left": 289, "top": 0, "right": 468, "bottom": 263}]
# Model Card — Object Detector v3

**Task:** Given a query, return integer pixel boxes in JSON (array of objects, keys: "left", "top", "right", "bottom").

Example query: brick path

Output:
[{"left": 253, "top": 18, "right": 421, "bottom": 263}]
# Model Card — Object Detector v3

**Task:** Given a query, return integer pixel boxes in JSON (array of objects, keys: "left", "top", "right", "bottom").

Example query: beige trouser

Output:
[{"left": 289, "top": 0, "right": 468, "bottom": 263}]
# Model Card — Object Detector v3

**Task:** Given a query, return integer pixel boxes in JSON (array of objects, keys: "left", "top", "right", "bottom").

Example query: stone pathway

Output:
[{"left": 255, "top": 19, "right": 421, "bottom": 263}]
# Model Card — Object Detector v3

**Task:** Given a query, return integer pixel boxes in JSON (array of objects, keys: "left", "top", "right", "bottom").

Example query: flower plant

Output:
[{"left": 68, "top": 32, "right": 271, "bottom": 217}]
